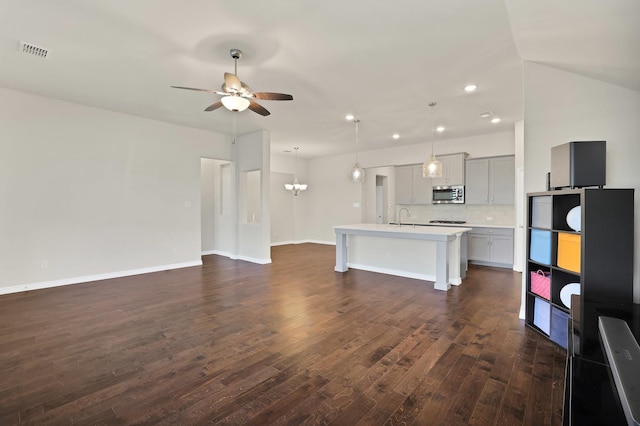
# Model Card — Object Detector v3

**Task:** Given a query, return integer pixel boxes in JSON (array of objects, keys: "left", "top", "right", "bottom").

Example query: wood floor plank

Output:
[
  {"left": 497, "top": 361, "right": 532, "bottom": 425},
  {"left": 0, "top": 243, "right": 566, "bottom": 425},
  {"left": 468, "top": 378, "right": 508, "bottom": 425},
  {"left": 384, "top": 375, "right": 442, "bottom": 425},
  {"left": 396, "top": 350, "right": 476, "bottom": 425},
  {"left": 551, "top": 345, "right": 567, "bottom": 425}
]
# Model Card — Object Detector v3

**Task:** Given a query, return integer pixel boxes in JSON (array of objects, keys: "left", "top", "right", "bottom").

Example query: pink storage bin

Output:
[{"left": 531, "top": 270, "right": 551, "bottom": 300}]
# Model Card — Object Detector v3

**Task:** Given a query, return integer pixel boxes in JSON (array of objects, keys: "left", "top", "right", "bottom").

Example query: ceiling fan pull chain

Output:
[{"left": 232, "top": 111, "right": 237, "bottom": 144}]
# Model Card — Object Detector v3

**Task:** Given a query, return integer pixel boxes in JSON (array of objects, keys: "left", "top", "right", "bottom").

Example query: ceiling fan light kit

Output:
[
  {"left": 220, "top": 95, "right": 250, "bottom": 112},
  {"left": 171, "top": 48, "right": 293, "bottom": 116}
]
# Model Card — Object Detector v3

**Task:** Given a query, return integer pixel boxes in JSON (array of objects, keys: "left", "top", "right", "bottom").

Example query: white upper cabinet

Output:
[
  {"left": 465, "top": 155, "right": 515, "bottom": 205},
  {"left": 431, "top": 153, "right": 467, "bottom": 187},
  {"left": 395, "top": 164, "right": 432, "bottom": 204}
]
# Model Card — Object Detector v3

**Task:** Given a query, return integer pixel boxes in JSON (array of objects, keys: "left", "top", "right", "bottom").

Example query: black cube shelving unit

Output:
[{"left": 525, "top": 188, "right": 634, "bottom": 361}]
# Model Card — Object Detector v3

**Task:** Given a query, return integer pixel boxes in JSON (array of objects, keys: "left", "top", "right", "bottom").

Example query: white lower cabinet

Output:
[{"left": 468, "top": 227, "right": 514, "bottom": 268}]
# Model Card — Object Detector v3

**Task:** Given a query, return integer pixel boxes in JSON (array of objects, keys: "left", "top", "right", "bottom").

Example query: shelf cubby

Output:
[{"left": 551, "top": 193, "right": 580, "bottom": 231}]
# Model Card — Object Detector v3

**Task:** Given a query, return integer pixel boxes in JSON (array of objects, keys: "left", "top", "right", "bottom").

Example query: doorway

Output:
[
  {"left": 201, "top": 157, "right": 234, "bottom": 257},
  {"left": 375, "top": 175, "right": 388, "bottom": 224}
]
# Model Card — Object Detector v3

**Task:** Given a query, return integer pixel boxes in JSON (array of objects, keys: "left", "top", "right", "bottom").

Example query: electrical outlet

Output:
[{"left": 486, "top": 216, "right": 494, "bottom": 221}]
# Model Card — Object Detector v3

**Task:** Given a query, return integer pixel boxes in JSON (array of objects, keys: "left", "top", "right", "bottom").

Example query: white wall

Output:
[
  {"left": 0, "top": 87, "right": 231, "bottom": 293},
  {"left": 359, "top": 130, "right": 515, "bottom": 167},
  {"left": 305, "top": 130, "right": 516, "bottom": 243},
  {"left": 270, "top": 172, "right": 295, "bottom": 244},
  {"left": 523, "top": 62, "right": 640, "bottom": 302},
  {"left": 306, "top": 154, "right": 365, "bottom": 243},
  {"left": 235, "top": 130, "right": 271, "bottom": 263}
]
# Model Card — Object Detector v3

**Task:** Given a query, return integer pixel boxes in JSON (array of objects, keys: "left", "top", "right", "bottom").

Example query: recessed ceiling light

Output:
[
  {"left": 478, "top": 111, "right": 492, "bottom": 118},
  {"left": 436, "top": 126, "right": 445, "bottom": 133},
  {"left": 491, "top": 117, "right": 501, "bottom": 124},
  {"left": 392, "top": 133, "right": 400, "bottom": 140},
  {"left": 464, "top": 84, "right": 477, "bottom": 93},
  {"left": 345, "top": 114, "right": 354, "bottom": 121}
]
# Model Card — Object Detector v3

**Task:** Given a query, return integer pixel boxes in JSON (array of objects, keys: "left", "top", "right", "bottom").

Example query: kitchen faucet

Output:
[{"left": 398, "top": 207, "right": 411, "bottom": 226}]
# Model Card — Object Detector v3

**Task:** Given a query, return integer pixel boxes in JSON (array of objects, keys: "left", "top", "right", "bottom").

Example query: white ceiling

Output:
[{"left": 0, "top": 1, "right": 638, "bottom": 158}]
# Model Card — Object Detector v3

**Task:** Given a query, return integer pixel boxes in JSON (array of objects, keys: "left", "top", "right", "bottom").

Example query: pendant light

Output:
[
  {"left": 284, "top": 147, "right": 308, "bottom": 196},
  {"left": 423, "top": 102, "right": 442, "bottom": 178},
  {"left": 349, "top": 118, "right": 365, "bottom": 183}
]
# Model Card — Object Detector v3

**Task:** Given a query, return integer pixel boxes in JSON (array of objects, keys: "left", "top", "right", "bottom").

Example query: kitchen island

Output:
[{"left": 333, "top": 223, "right": 471, "bottom": 291}]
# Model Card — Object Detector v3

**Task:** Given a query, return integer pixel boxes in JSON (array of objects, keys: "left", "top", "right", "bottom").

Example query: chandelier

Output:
[{"left": 284, "top": 147, "right": 308, "bottom": 196}]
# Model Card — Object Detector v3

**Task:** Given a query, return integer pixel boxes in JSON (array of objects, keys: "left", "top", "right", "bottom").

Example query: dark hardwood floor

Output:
[{"left": 0, "top": 243, "right": 566, "bottom": 425}]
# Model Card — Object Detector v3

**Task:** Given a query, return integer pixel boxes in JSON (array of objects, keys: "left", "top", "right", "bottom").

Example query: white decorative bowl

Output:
[
  {"left": 566, "top": 206, "right": 581, "bottom": 232},
  {"left": 560, "top": 283, "right": 581, "bottom": 308}
]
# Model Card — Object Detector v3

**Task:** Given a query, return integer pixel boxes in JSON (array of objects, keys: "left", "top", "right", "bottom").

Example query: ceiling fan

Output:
[{"left": 171, "top": 48, "right": 293, "bottom": 116}]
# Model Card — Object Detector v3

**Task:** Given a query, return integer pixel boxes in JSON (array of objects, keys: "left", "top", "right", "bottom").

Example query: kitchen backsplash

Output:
[{"left": 395, "top": 204, "right": 515, "bottom": 226}]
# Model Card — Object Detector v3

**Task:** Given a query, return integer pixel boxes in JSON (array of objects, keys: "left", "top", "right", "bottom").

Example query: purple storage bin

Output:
[
  {"left": 550, "top": 307, "right": 569, "bottom": 349},
  {"left": 533, "top": 297, "right": 551, "bottom": 335}
]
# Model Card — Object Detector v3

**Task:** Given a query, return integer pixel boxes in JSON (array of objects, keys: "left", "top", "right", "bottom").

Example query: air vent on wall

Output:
[{"left": 19, "top": 41, "right": 50, "bottom": 59}]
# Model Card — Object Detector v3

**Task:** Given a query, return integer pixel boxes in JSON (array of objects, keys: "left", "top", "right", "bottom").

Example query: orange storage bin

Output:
[{"left": 557, "top": 233, "right": 581, "bottom": 273}]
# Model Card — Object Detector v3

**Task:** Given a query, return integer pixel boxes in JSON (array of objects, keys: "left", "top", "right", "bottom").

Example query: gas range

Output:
[{"left": 429, "top": 220, "right": 467, "bottom": 224}]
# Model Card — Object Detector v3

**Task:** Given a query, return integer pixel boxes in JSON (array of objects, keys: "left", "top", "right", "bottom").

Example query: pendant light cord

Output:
[
  {"left": 232, "top": 111, "right": 237, "bottom": 144},
  {"left": 429, "top": 102, "right": 436, "bottom": 157},
  {"left": 354, "top": 119, "right": 360, "bottom": 162}
]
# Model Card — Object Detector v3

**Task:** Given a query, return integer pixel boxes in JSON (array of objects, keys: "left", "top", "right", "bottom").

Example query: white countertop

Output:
[
  {"left": 390, "top": 221, "right": 515, "bottom": 229},
  {"left": 334, "top": 223, "right": 472, "bottom": 241}
]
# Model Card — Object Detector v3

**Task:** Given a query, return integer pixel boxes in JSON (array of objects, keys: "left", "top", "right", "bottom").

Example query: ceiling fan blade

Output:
[
  {"left": 252, "top": 92, "right": 293, "bottom": 101},
  {"left": 204, "top": 101, "right": 224, "bottom": 112},
  {"left": 224, "top": 72, "right": 242, "bottom": 92},
  {"left": 248, "top": 101, "right": 271, "bottom": 116},
  {"left": 171, "top": 85, "right": 216, "bottom": 93}
]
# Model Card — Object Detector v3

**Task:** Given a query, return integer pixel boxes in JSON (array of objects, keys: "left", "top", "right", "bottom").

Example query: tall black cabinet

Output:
[{"left": 525, "top": 188, "right": 634, "bottom": 359}]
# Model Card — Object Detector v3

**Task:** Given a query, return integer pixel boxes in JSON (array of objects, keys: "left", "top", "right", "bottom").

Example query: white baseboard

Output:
[
  {"left": 235, "top": 255, "right": 272, "bottom": 265},
  {"left": 201, "top": 250, "right": 271, "bottom": 265},
  {"left": 270, "top": 239, "right": 335, "bottom": 247},
  {"left": 303, "top": 239, "right": 335, "bottom": 246},
  {"left": 0, "top": 260, "right": 203, "bottom": 295},
  {"left": 270, "top": 240, "right": 295, "bottom": 247},
  {"left": 201, "top": 249, "right": 233, "bottom": 257}
]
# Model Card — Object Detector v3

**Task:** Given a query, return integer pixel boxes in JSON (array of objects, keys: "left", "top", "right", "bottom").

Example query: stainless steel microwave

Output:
[{"left": 432, "top": 185, "right": 465, "bottom": 204}]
